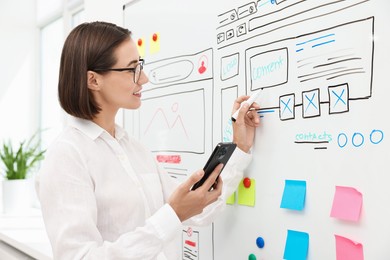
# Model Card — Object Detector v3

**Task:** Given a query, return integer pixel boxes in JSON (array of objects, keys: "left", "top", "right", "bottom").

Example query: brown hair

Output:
[{"left": 58, "top": 21, "right": 131, "bottom": 120}]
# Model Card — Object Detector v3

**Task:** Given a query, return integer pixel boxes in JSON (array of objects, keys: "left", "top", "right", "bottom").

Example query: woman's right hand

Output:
[{"left": 168, "top": 164, "right": 224, "bottom": 222}]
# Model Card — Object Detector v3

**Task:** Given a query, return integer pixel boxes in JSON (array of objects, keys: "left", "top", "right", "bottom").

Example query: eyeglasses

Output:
[{"left": 93, "top": 59, "right": 144, "bottom": 84}]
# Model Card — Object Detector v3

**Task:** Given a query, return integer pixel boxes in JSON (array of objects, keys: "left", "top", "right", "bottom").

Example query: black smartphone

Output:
[{"left": 191, "top": 142, "right": 237, "bottom": 190}]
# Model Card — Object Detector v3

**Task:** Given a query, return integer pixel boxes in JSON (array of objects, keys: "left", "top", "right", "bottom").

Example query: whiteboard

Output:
[{"left": 123, "top": 0, "right": 390, "bottom": 259}]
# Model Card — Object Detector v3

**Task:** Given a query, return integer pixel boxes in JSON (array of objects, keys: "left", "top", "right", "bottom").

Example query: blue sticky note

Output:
[
  {"left": 284, "top": 230, "right": 309, "bottom": 260},
  {"left": 280, "top": 180, "right": 306, "bottom": 211}
]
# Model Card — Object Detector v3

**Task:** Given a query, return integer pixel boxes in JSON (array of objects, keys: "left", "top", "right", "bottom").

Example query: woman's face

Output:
[{"left": 96, "top": 38, "right": 148, "bottom": 112}]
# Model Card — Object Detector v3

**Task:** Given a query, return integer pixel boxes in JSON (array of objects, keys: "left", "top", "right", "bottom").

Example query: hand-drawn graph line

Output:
[
  {"left": 217, "top": 0, "right": 369, "bottom": 50},
  {"left": 140, "top": 89, "right": 206, "bottom": 154},
  {"left": 143, "top": 104, "right": 189, "bottom": 139}
]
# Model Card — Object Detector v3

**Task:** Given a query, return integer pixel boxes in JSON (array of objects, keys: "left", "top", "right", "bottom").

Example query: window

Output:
[
  {"left": 38, "top": 2, "right": 85, "bottom": 150},
  {"left": 39, "top": 18, "right": 64, "bottom": 149}
]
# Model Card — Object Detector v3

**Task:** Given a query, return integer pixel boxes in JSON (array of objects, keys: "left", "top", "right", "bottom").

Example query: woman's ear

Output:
[{"left": 87, "top": 71, "right": 100, "bottom": 91}]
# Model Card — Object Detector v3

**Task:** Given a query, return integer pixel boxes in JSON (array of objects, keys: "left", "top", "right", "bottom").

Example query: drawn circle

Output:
[
  {"left": 337, "top": 133, "right": 348, "bottom": 148},
  {"left": 370, "top": 129, "right": 384, "bottom": 144},
  {"left": 352, "top": 132, "right": 364, "bottom": 147},
  {"left": 198, "top": 55, "right": 208, "bottom": 68},
  {"left": 186, "top": 227, "right": 193, "bottom": 237}
]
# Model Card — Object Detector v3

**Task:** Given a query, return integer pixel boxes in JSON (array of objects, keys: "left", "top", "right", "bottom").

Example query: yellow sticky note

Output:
[
  {"left": 150, "top": 32, "right": 160, "bottom": 54},
  {"left": 226, "top": 192, "right": 236, "bottom": 205},
  {"left": 136, "top": 38, "right": 145, "bottom": 57},
  {"left": 237, "top": 178, "right": 255, "bottom": 207}
]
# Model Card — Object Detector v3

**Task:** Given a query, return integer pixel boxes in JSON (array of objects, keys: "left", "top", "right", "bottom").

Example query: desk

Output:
[{"left": 0, "top": 209, "right": 52, "bottom": 260}]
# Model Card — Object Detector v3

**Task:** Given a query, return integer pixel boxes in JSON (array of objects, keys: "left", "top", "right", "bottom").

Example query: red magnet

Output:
[
  {"left": 152, "top": 33, "right": 158, "bottom": 42},
  {"left": 243, "top": 177, "right": 251, "bottom": 188},
  {"left": 137, "top": 38, "right": 143, "bottom": 46}
]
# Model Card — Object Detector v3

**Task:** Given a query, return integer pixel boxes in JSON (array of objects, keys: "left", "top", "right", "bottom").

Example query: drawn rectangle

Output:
[
  {"left": 221, "top": 86, "right": 238, "bottom": 142},
  {"left": 139, "top": 89, "right": 205, "bottom": 153},
  {"left": 250, "top": 47, "right": 288, "bottom": 90},
  {"left": 221, "top": 53, "right": 239, "bottom": 81}
]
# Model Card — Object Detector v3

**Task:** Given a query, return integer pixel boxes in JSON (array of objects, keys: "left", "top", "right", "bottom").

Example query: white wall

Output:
[
  {"left": 84, "top": 0, "right": 124, "bottom": 25},
  {"left": 0, "top": 0, "right": 39, "bottom": 143}
]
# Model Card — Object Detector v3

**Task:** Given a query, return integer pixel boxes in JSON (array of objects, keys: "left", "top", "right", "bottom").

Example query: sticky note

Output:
[
  {"left": 136, "top": 38, "right": 145, "bottom": 57},
  {"left": 330, "top": 186, "right": 362, "bottom": 222},
  {"left": 283, "top": 230, "right": 309, "bottom": 260},
  {"left": 280, "top": 180, "right": 306, "bottom": 211},
  {"left": 150, "top": 32, "right": 160, "bottom": 54},
  {"left": 226, "top": 192, "right": 235, "bottom": 205},
  {"left": 237, "top": 178, "right": 255, "bottom": 207},
  {"left": 335, "top": 235, "right": 363, "bottom": 260}
]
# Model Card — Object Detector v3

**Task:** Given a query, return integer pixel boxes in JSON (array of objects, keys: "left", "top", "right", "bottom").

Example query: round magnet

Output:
[
  {"left": 256, "top": 236, "right": 265, "bottom": 248},
  {"left": 248, "top": 253, "right": 257, "bottom": 260},
  {"left": 243, "top": 177, "right": 251, "bottom": 188}
]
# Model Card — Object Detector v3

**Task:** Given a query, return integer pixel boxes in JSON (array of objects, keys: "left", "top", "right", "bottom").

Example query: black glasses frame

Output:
[{"left": 93, "top": 59, "right": 144, "bottom": 84}]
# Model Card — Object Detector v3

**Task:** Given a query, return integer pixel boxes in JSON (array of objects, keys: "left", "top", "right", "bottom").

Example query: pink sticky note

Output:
[
  {"left": 330, "top": 186, "right": 362, "bottom": 222},
  {"left": 335, "top": 235, "right": 364, "bottom": 260}
]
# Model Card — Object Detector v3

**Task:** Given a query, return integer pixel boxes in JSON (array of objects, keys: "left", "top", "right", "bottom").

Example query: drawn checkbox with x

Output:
[
  {"left": 302, "top": 89, "right": 320, "bottom": 118},
  {"left": 279, "top": 94, "right": 295, "bottom": 120},
  {"left": 328, "top": 84, "right": 349, "bottom": 114}
]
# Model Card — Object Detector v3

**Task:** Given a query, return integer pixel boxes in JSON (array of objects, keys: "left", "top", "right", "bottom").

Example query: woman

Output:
[{"left": 36, "top": 21, "right": 260, "bottom": 260}]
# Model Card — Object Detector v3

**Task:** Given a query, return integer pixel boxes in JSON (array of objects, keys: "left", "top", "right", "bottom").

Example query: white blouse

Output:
[{"left": 36, "top": 117, "right": 251, "bottom": 260}]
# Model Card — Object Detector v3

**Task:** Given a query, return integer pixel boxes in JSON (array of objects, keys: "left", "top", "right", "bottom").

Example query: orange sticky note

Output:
[
  {"left": 335, "top": 235, "right": 364, "bottom": 260},
  {"left": 330, "top": 186, "right": 363, "bottom": 222},
  {"left": 150, "top": 32, "right": 160, "bottom": 54}
]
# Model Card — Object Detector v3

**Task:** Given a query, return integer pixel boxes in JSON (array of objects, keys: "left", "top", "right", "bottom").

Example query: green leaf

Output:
[{"left": 0, "top": 130, "right": 46, "bottom": 180}]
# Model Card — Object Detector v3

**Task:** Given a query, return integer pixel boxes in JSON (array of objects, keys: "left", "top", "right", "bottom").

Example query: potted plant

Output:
[{"left": 0, "top": 132, "right": 45, "bottom": 213}]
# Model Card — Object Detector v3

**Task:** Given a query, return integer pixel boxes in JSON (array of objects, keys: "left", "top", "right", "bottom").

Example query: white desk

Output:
[{"left": 0, "top": 209, "right": 52, "bottom": 260}]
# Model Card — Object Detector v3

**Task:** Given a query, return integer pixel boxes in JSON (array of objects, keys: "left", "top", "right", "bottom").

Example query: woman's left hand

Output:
[{"left": 231, "top": 95, "right": 261, "bottom": 153}]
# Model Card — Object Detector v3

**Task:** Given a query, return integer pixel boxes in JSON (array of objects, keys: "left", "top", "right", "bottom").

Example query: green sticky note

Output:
[
  {"left": 237, "top": 178, "right": 255, "bottom": 207},
  {"left": 226, "top": 192, "right": 236, "bottom": 205}
]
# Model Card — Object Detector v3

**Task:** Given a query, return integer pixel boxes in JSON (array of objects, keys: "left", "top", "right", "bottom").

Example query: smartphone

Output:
[{"left": 191, "top": 142, "right": 237, "bottom": 190}]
